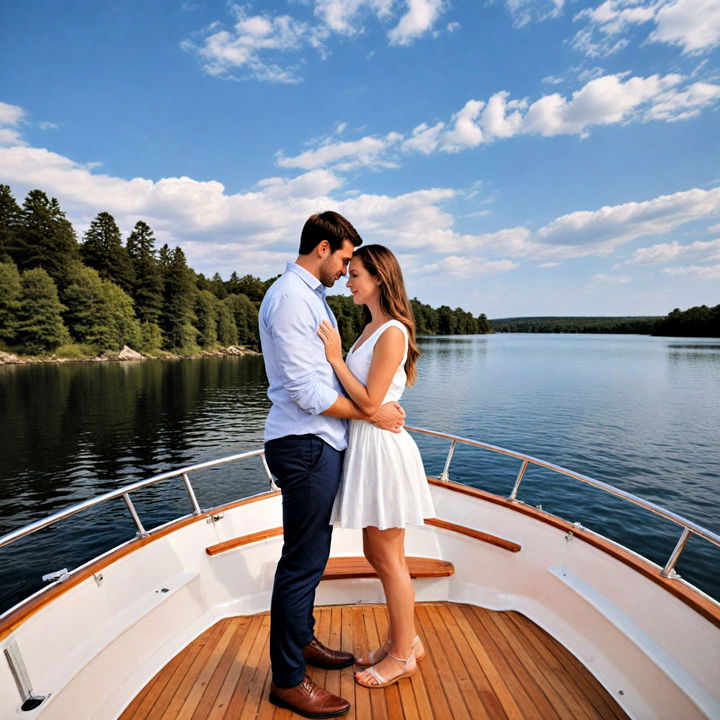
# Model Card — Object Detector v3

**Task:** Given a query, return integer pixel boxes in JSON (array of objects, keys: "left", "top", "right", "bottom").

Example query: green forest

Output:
[
  {"left": 491, "top": 308, "right": 719, "bottom": 337},
  {"left": 0, "top": 184, "right": 490, "bottom": 358}
]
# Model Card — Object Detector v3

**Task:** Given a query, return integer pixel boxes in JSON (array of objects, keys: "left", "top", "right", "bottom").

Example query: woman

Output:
[{"left": 316, "top": 244, "right": 435, "bottom": 689}]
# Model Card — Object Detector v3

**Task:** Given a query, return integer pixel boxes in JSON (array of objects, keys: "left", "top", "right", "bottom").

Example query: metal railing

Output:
[
  {"left": 1, "top": 429, "right": 718, "bottom": 584},
  {"left": 405, "top": 425, "right": 720, "bottom": 578},
  {"left": 0, "top": 450, "right": 276, "bottom": 551}
]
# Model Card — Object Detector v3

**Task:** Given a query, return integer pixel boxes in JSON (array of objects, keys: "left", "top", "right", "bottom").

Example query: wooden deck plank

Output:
[
  {"left": 158, "top": 619, "right": 235, "bottom": 720},
  {"left": 498, "top": 612, "right": 596, "bottom": 720},
  {"left": 425, "top": 603, "right": 497, "bottom": 720},
  {"left": 123, "top": 603, "right": 630, "bottom": 720},
  {"left": 190, "top": 617, "right": 250, "bottom": 719},
  {"left": 506, "top": 612, "right": 627, "bottom": 720},
  {"left": 465, "top": 605, "right": 561, "bottom": 720},
  {"left": 340, "top": 606, "right": 356, "bottom": 720},
  {"left": 351, "top": 606, "right": 374, "bottom": 720},
  {"left": 172, "top": 618, "right": 240, "bottom": 719},
  {"left": 437, "top": 602, "right": 514, "bottom": 720},
  {"left": 416, "top": 604, "right": 472, "bottom": 720},
  {"left": 448, "top": 603, "right": 532, "bottom": 720},
  {"left": 231, "top": 613, "right": 270, "bottom": 718},
  {"left": 204, "top": 614, "right": 263, "bottom": 720},
  {"left": 485, "top": 610, "right": 582, "bottom": 720}
]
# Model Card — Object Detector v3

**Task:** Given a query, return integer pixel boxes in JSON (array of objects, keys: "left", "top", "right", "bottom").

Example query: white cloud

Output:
[
  {"left": 538, "top": 261, "right": 561, "bottom": 267},
  {"left": 388, "top": 0, "right": 445, "bottom": 46},
  {"left": 38, "top": 121, "right": 59, "bottom": 130},
  {"left": 624, "top": 238, "right": 720, "bottom": 265},
  {"left": 414, "top": 255, "right": 518, "bottom": 277},
  {"left": 278, "top": 71, "right": 719, "bottom": 172},
  {"left": 441, "top": 100, "right": 486, "bottom": 151},
  {"left": 401, "top": 121, "right": 445, "bottom": 154},
  {"left": 536, "top": 187, "right": 720, "bottom": 252},
  {"left": 0, "top": 101, "right": 26, "bottom": 147},
  {"left": 505, "top": 0, "right": 565, "bottom": 27},
  {"left": 314, "top": 0, "right": 394, "bottom": 35},
  {"left": 182, "top": 7, "right": 311, "bottom": 82},
  {"left": 0, "top": 101, "right": 24, "bottom": 127},
  {"left": 662, "top": 264, "right": 720, "bottom": 279},
  {"left": 573, "top": 0, "right": 720, "bottom": 58},
  {"left": 277, "top": 133, "right": 402, "bottom": 170},
  {"left": 184, "top": 1, "right": 444, "bottom": 82},
  {"left": 593, "top": 273, "right": 632, "bottom": 283},
  {"left": 651, "top": 0, "right": 720, "bottom": 54}
]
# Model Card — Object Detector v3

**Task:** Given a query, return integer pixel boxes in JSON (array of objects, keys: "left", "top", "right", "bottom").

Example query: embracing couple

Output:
[{"left": 259, "top": 210, "right": 435, "bottom": 718}]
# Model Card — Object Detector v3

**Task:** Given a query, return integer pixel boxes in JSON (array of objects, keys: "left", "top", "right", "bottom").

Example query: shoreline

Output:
[{"left": 0, "top": 345, "right": 260, "bottom": 366}]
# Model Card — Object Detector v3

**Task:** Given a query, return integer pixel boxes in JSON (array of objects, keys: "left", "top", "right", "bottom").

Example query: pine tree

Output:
[
  {"left": 16, "top": 268, "right": 69, "bottom": 353},
  {"left": 161, "top": 246, "right": 198, "bottom": 351},
  {"left": 81, "top": 212, "right": 134, "bottom": 292},
  {"left": 224, "top": 293, "right": 258, "bottom": 347},
  {"left": 216, "top": 301, "right": 238, "bottom": 346},
  {"left": 126, "top": 221, "right": 163, "bottom": 323},
  {"left": 16, "top": 190, "right": 80, "bottom": 289},
  {"left": 63, "top": 266, "right": 114, "bottom": 347},
  {"left": 102, "top": 279, "right": 141, "bottom": 349},
  {"left": 0, "top": 261, "right": 22, "bottom": 343},
  {"left": 210, "top": 272, "right": 227, "bottom": 300},
  {"left": 195, "top": 289, "right": 218, "bottom": 347},
  {"left": 0, "top": 185, "right": 22, "bottom": 263}
]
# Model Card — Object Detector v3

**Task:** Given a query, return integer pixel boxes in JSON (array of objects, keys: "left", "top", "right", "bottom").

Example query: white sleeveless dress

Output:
[{"left": 329, "top": 320, "right": 436, "bottom": 530}]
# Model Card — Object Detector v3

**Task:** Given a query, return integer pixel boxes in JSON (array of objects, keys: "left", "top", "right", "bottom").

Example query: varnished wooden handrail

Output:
[
  {"left": 206, "top": 527, "right": 283, "bottom": 556},
  {"left": 424, "top": 518, "right": 521, "bottom": 552}
]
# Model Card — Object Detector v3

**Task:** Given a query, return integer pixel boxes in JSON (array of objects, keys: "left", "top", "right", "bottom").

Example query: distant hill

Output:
[{"left": 490, "top": 316, "right": 660, "bottom": 334}]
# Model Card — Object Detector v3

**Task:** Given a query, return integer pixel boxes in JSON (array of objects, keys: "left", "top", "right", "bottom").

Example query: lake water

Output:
[{"left": 1, "top": 334, "right": 718, "bottom": 613}]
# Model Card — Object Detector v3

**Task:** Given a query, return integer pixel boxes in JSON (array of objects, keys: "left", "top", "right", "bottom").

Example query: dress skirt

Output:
[{"left": 330, "top": 419, "right": 435, "bottom": 530}]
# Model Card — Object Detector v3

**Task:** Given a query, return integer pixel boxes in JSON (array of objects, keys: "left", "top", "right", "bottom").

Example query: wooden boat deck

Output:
[{"left": 119, "top": 602, "right": 629, "bottom": 720}]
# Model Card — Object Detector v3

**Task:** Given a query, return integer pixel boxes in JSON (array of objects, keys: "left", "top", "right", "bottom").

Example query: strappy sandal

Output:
[
  {"left": 356, "top": 635, "right": 425, "bottom": 667},
  {"left": 355, "top": 648, "right": 418, "bottom": 689}
]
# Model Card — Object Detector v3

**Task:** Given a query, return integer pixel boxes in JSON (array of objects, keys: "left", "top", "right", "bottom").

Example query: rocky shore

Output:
[{"left": 0, "top": 345, "right": 260, "bottom": 365}]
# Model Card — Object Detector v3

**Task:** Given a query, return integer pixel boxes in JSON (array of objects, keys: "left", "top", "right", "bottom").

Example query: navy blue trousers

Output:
[{"left": 265, "top": 434, "right": 343, "bottom": 688}]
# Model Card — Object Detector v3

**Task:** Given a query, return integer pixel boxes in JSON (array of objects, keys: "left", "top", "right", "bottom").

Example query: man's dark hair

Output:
[{"left": 299, "top": 211, "right": 363, "bottom": 255}]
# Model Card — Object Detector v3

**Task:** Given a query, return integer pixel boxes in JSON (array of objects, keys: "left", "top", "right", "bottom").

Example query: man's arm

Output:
[{"left": 322, "top": 395, "right": 405, "bottom": 432}]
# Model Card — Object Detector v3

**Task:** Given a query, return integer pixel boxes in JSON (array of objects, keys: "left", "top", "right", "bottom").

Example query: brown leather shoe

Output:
[
  {"left": 269, "top": 674, "right": 350, "bottom": 718},
  {"left": 303, "top": 636, "right": 355, "bottom": 669}
]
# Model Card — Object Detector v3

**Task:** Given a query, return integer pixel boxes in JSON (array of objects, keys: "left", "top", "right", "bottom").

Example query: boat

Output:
[{"left": 1, "top": 426, "right": 718, "bottom": 719}]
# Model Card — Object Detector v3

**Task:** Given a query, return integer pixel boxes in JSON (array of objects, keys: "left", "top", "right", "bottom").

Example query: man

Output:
[{"left": 259, "top": 211, "right": 405, "bottom": 718}]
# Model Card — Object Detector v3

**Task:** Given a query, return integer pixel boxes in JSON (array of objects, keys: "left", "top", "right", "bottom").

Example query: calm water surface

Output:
[{"left": 1, "top": 334, "right": 718, "bottom": 612}]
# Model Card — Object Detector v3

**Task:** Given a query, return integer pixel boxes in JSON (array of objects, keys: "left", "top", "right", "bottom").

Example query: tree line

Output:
[
  {"left": 653, "top": 305, "right": 720, "bottom": 337},
  {"left": 490, "top": 316, "right": 660, "bottom": 334},
  {"left": 0, "top": 184, "right": 490, "bottom": 357},
  {"left": 491, "top": 309, "right": 719, "bottom": 337}
]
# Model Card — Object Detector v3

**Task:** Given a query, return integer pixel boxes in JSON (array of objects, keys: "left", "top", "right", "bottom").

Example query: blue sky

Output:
[{"left": 1, "top": 0, "right": 719, "bottom": 317}]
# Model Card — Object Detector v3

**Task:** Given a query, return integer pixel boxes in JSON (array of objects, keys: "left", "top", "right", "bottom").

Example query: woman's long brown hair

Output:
[{"left": 354, "top": 244, "right": 420, "bottom": 385}]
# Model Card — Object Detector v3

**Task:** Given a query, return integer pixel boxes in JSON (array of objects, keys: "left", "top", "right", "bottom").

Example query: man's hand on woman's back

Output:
[{"left": 369, "top": 401, "right": 406, "bottom": 433}]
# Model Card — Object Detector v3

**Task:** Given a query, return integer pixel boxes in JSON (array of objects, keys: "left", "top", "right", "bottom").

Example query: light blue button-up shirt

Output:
[{"left": 259, "top": 262, "right": 348, "bottom": 451}]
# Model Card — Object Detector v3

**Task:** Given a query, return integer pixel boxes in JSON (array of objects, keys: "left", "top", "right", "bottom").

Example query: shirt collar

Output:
[{"left": 286, "top": 261, "right": 326, "bottom": 296}]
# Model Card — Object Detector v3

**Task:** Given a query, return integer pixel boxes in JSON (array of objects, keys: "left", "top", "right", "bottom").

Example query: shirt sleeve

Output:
[{"left": 266, "top": 291, "right": 339, "bottom": 415}]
